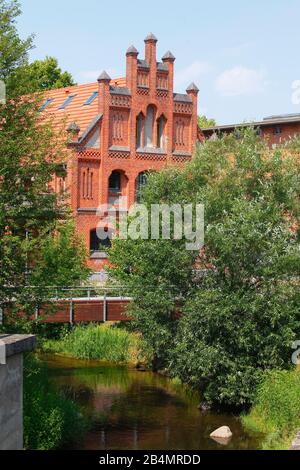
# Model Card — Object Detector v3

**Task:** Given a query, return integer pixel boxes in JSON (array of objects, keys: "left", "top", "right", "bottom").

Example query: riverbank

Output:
[
  {"left": 41, "top": 323, "right": 147, "bottom": 366},
  {"left": 242, "top": 369, "right": 300, "bottom": 450}
]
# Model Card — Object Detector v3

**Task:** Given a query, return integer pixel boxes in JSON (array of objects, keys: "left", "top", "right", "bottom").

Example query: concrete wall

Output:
[
  {"left": 0, "top": 353, "right": 23, "bottom": 450},
  {"left": 0, "top": 334, "right": 35, "bottom": 450}
]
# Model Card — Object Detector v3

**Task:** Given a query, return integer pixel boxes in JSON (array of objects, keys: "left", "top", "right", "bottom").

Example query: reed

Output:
[{"left": 43, "top": 323, "right": 144, "bottom": 364}]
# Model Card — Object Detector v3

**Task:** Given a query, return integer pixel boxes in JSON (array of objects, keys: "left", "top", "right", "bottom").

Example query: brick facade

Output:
[
  {"left": 200, "top": 115, "right": 300, "bottom": 146},
  {"left": 44, "top": 34, "right": 199, "bottom": 274}
]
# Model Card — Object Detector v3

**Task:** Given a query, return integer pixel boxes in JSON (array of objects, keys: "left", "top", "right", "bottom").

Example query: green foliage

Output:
[
  {"left": 23, "top": 354, "right": 85, "bottom": 449},
  {"left": 43, "top": 323, "right": 145, "bottom": 364},
  {"left": 109, "top": 129, "right": 300, "bottom": 406},
  {"left": 242, "top": 369, "right": 300, "bottom": 449},
  {"left": 0, "top": 1, "right": 74, "bottom": 97},
  {"left": 197, "top": 115, "right": 216, "bottom": 128},
  {"left": 30, "top": 221, "right": 90, "bottom": 289},
  {"left": 171, "top": 283, "right": 299, "bottom": 406},
  {"left": 7, "top": 56, "right": 75, "bottom": 95},
  {"left": 0, "top": 0, "right": 34, "bottom": 89},
  {"left": 0, "top": 96, "right": 90, "bottom": 328}
]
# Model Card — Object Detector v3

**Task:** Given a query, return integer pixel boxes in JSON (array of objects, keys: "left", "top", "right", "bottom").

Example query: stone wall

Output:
[{"left": 0, "top": 334, "right": 35, "bottom": 450}]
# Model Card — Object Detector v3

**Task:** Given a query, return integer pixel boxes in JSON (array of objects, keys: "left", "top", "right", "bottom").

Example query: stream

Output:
[{"left": 41, "top": 354, "right": 263, "bottom": 450}]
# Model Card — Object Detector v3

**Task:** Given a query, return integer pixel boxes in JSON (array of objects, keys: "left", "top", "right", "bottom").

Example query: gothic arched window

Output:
[{"left": 144, "top": 105, "right": 155, "bottom": 147}]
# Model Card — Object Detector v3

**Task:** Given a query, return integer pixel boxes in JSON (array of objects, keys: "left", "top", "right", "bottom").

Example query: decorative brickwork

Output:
[{"left": 44, "top": 34, "right": 199, "bottom": 273}]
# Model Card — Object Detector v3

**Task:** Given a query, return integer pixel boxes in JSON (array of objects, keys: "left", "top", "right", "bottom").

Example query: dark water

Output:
[{"left": 41, "top": 354, "right": 263, "bottom": 450}]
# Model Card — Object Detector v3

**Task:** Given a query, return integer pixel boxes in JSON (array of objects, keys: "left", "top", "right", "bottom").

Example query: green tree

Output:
[
  {"left": 7, "top": 56, "right": 75, "bottom": 95},
  {"left": 197, "top": 115, "right": 216, "bottom": 128},
  {"left": 0, "top": 95, "right": 90, "bottom": 329},
  {"left": 0, "top": 0, "right": 88, "bottom": 330},
  {"left": 109, "top": 129, "right": 300, "bottom": 406},
  {"left": 0, "top": 0, "right": 34, "bottom": 84},
  {"left": 0, "top": 1, "right": 74, "bottom": 97}
]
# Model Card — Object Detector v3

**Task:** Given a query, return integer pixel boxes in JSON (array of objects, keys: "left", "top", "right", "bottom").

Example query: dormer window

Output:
[
  {"left": 83, "top": 91, "right": 98, "bottom": 106},
  {"left": 39, "top": 98, "right": 53, "bottom": 112},
  {"left": 59, "top": 94, "right": 76, "bottom": 109}
]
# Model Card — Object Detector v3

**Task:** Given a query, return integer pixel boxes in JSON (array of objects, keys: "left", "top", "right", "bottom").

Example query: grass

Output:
[
  {"left": 42, "top": 322, "right": 146, "bottom": 364},
  {"left": 24, "top": 354, "right": 86, "bottom": 449},
  {"left": 242, "top": 369, "right": 300, "bottom": 449}
]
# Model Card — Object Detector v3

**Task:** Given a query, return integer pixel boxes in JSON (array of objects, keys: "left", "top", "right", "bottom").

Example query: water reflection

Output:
[{"left": 42, "top": 354, "right": 262, "bottom": 450}]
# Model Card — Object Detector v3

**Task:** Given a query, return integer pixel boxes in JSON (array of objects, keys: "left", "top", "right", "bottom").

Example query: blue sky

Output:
[{"left": 18, "top": 0, "right": 300, "bottom": 124}]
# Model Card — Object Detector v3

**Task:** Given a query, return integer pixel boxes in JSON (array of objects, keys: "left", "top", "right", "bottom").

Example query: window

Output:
[
  {"left": 145, "top": 105, "right": 155, "bottom": 147},
  {"left": 136, "top": 113, "right": 144, "bottom": 148},
  {"left": 90, "top": 228, "right": 112, "bottom": 253},
  {"left": 157, "top": 115, "right": 166, "bottom": 148},
  {"left": 273, "top": 125, "right": 282, "bottom": 135},
  {"left": 136, "top": 172, "right": 148, "bottom": 202},
  {"left": 59, "top": 177, "right": 66, "bottom": 193},
  {"left": 39, "top": 98, "right": 53, "bottom": 112},
  {"left": 83, "top": 91, "right": 98, "bottom": 106},
  {"left": 109, "top": 171, "right": 121, "bottom": 192},
  {"left": 136, "top": 112, "right": 144, "bottom": 148},
  {"left": 59, "top": 94, "right": 76, "bottom": 109}
]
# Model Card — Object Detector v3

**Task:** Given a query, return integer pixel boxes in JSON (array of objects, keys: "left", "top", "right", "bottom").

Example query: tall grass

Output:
[
  {"left": 43, "top": 323, "right": 144, "bottom": 364},
  {"left": 242, "top": 369, "right": 300, "bottom": 449}
]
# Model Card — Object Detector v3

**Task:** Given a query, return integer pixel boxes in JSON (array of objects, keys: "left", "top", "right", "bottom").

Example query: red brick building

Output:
[
  {"left": 42, "top": 34, "right": 199, "bottom": 279},
  {"left": 200, "top": 113, "right": 300, "bottom": 147}
]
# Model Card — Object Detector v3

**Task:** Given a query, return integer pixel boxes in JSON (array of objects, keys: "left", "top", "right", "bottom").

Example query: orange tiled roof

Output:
[{"left": 41, "top": 77, "right": 126, "bottom": 134}]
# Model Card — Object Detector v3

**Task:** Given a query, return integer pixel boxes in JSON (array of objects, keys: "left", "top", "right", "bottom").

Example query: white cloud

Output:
[
  {"left": 215, "top": 66, "right": 267, "bottom": 97},
  {"left": 175, "top": 61, "right": 212, "bottom": 89}
]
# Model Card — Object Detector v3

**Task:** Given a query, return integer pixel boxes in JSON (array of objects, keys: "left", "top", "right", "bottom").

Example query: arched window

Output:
[
  {"left": 136, "top": 112, "right": 144, "bottom": 148},
  {"left": 144, "top": 105, "right": 155, "bottom": 147},
  {"left": 109, "top": 171, "right": 121, "bottom": 192},
  {"left": 135, "top": 172, "right": 148, "bottom": 202},
  {"left": 90, "top": 228, "right": 112, "bottom": 253},
  {"left": 157, "top": 115, "right": 166, "bottom": 149}
]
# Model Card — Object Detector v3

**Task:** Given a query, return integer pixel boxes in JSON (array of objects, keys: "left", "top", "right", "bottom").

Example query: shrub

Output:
[
  {"left": 242, "top": 369, "right": 300, "bottom": 449},
  {"left": 170, "top": 283, "right": 299, "bottom": 407}
]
